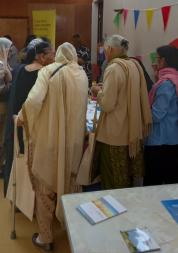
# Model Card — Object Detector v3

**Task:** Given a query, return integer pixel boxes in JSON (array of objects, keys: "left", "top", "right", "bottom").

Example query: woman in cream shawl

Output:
[
  {"left": 92, "top": 35, "right": 152, "bottom": 190},
  {"left": 17, "top": 42, "right": 88, "bottom": 249},
  {"left": 0, "top": 37, "right": 12, "bottom": 172}
]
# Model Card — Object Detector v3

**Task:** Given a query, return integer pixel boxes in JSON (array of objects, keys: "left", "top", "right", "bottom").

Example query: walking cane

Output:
[{"left": 10, "top": 116, "right": 18, "bottom": 240}]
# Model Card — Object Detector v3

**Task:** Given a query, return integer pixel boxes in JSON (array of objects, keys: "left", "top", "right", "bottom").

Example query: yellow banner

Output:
[
  {"left": 32, "top": 10, "right": 56, "bottom": 48},
  {"left": 146, "top": 9, "right": 154, "bottom": 29}
]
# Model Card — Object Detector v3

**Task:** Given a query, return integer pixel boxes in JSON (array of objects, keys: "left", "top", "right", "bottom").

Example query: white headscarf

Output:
[
  {"left": 0, "top": 37, "right": 12, "bottom": 82},
  {"left": 0, "top": 37, "right": 12, "bottom": 65},
  {"left": 55, "top": 42, "right": 78, "bottom": 64}
]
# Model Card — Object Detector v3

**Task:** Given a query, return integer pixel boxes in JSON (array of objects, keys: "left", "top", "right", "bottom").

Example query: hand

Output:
[
  {"left": 78, "top": 57, "right": 85, "bottom": 65},
  {"left": 90, "top": 85, "right": 102, "bottom": 97},
  {"left": 13, "top": 115, "right": 24, "bottom": 126}
]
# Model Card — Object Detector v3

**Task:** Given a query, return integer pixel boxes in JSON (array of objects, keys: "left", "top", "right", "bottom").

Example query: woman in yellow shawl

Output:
[{"left": 17, "top": 42, "right": 88, "bottom": 251}]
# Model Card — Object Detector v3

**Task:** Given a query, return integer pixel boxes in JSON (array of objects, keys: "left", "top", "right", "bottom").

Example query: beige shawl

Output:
[
  {"left": 19, "top": 42, "right": 88, "bottom": 221},
  {"left": 111, "top": 58, "right": 152, "bottom": 157}
]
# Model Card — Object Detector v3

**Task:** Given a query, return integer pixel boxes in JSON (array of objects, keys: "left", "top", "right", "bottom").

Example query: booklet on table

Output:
[
  {"left": 161, "top": 199, "right": 178, "bottom": 224},
  {"left": 77, "top": 195, "right": 127, "bottom": 225},
  {"left": 121, "top": 227, "right": 161, "bottom": 253}
]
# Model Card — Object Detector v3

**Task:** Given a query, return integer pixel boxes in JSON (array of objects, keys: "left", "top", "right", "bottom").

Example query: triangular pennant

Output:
[
  {"left": 150, "top": 52, "right": 157, "bottom": 64},
  {"left": 133, "top": 10, "right": 140, "bottom": 29},
  {"left": 135, "top": 55, "right": 142, "bottom": 62},
  {"left": 161, "top": 5, "right": 171, "bottom": 31},
  {"left": 123, "top": 9, "right": 129, "bottom": 25},
  {"left": 114, "top": 13, "right": 120, "bottom": 27},
  {"left": 146, "top": 9, "right": 154, "bottom": 29}
]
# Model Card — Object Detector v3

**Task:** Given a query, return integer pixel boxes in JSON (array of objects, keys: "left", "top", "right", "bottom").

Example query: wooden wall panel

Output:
[
  {"left": 75, "top": 4, "right": 92, "bottom": 47},
  {"left": 0, "top": 1, "right": 92, "bottom": 49},
  {"left": 0, "top": 0, "right": 92, "bottom": 17},
  {"left": 0, "top": 18, "right": 28, "bottom": 49},
  {"left": 28, "top": 3, "right": 92, "bottom": 48}
]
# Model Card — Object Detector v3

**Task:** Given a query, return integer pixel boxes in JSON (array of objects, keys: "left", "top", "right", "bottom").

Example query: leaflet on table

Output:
[
  {"left": 121, "top": 227, "right": 161, "bottom": 253},
  {"left": 77, "top": 195, "right": 127, "bottom": 225},
  {"left": 161, "top": 199, "right": 178, "bottom": 224}
]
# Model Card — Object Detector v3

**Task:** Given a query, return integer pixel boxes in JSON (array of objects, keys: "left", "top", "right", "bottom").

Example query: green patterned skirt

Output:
[{"left": 94, "top": 142, "right": 144, "bottom": 190}]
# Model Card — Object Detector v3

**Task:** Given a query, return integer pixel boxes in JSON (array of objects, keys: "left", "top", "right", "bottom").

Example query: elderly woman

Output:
[
  {"left": 92, "top": 35, "right": 152, "bottom": 190},
  {"left": 17, "top": 42, "right": 88, "bottom": 251},
  {"left": 144, "top": 45, "right": 178, "bottom": 186},
  {"left": 0, "top": 37, "right": 12, "bottom": 174},
  {"left": 3, "top": 39, "right": 54, "bottom": 195}
]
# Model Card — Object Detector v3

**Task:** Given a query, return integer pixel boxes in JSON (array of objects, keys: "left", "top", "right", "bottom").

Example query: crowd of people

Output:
[{"left": 0, "top": 33, "right": 178, "bottom": 251}]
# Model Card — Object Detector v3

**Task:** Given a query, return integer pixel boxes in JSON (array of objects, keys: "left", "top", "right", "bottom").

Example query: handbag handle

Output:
[
  {"left": 13, "top": 116, "right": 24, "bottom": 157},
  {"left": 92, "top": 102, "right": 98, "bottom": 132}
]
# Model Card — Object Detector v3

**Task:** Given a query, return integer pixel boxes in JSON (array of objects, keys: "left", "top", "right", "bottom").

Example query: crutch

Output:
[{"left": 10, "top": 116, "right": 18, "bottom": 240}]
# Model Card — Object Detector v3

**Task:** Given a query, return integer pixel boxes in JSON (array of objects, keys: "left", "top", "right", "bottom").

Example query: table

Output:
[{"left": 61, "top": 185, "right": 178, "bottom": 253}]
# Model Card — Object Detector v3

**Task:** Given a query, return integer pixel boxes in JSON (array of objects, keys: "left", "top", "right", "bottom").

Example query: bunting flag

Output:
[
  {"left": 133, "top": 10, "right": 140, "bottom": 29},
  {"left": 114, "top": 3, "right": 175, "bottom": 31},
  {"left": 135, "top": 55, "right": 142, "bottom": 61},
  {"left": 150, "top": 52, "right": 157, "bottom": 64},
  {"left": 161, "top": 5, "right": 171, "bottom": 31},
  {"left": 123, "top": 9, "right": 129, "bottom": 25},
  {"left": 146, "top": 9, "right": 154, "bottom": 29},
  {"left": 114, "top": 13, "right": 120, "bottom": 27}
]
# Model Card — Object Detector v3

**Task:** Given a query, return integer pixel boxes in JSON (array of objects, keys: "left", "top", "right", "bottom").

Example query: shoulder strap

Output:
[{"left": 49, "top": 63, "right": 67, "bottom": 79}]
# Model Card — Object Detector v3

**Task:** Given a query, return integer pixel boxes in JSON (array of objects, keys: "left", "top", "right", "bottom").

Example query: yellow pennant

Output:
[{"left": 146, "top": 9, "right": 154, "bottom": 29}]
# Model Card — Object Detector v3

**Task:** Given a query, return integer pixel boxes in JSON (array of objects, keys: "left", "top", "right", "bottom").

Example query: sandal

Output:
[{"left": 32, "top": 233, "right": 54, "bottom": 252}]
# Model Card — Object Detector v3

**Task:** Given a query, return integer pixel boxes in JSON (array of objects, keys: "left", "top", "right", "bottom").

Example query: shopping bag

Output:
[
  {"left": 76, "top": 102, "right": 101, "bottom": 186},
  {"left": 76, "top": 132, "right": 96, "bottom": 185},
  {"left": 6, "top": 118, "right": 35, "bottom": 221}
]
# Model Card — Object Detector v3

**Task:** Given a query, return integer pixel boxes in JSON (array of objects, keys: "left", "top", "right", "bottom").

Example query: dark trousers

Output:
[{"left": 144, "top": 145, "right": 178, "bottom": 186}]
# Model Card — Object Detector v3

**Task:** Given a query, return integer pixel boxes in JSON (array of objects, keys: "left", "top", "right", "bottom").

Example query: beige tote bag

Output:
[
  {"left": 76, "top": 103, "right": 100, "bottom": 185},
  {"left": 6, "top": 118, "right": 35, "bottom": 221}
]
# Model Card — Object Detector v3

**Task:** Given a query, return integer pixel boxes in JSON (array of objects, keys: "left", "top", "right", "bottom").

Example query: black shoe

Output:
[{"left": 32, "top": 233, "right": 54, "bottom": 252}]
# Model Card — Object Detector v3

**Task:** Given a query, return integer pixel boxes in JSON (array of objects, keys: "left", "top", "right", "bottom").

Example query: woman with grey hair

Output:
[{"left": 92, "top": 34, "right": 152, "bottom": 190}]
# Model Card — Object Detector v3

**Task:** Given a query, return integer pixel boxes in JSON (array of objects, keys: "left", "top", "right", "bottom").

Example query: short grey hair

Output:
[{"left": 104, "top": 34, "right": 129, "bottom": 53}]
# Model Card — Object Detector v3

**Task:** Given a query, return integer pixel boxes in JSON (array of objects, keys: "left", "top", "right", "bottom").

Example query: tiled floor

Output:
[{"left": 0, "top": 179, "right": 71, "bottom": 253}]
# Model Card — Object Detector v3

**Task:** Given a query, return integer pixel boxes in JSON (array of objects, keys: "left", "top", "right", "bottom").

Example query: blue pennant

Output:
[{"left": 133, "top": 9, "right": 140, "bottom": 29}]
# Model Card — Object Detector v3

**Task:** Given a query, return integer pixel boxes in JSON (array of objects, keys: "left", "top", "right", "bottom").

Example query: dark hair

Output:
[
  {"left": 24, "top": 41, "right": 51, "bottom": 64},
  {"left": 157, "top": 45, "right": 178, "bottom": 70},
  {"left": 40, "top": 36, "right": 51, "bottom": 43},
  {"left": 121, "top": 39, "right": 129, "bottom": 50},
  {"left": 4, "top": 35, "right": 12, "bottom": 41},
  {"left": 73, "top": 34, "right": 80, "bottom": 39},
  {"left": 24, "top": 34, "right": 36, "bottom": 47}
]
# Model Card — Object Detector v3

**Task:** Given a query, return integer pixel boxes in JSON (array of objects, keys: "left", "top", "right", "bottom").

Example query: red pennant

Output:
[
  {"left": 161, "top": 5, "right": 171, "bottom": 31},
  {"left": 123, "top": 9, "right": 129, "bottom": 25}
]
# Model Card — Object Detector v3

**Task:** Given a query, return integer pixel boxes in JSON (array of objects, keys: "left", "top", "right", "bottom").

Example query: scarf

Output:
[
  {"left": 111, "top": 58, "right": 152, "bottom": 158},
  {"left": 0, "top": 37, "right": 12, "bottom": 83},
  {"left": 149, "top": 67, "right": 178, "bottom": 106}
]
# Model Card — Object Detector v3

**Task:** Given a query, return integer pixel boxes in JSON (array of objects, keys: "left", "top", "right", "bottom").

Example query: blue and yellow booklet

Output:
[
  {"left": 77, "top": 195, "right": 127, "bottom": 225},
  {"left": 161, "top": 199, "right": 178, "bottom": 224}
]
